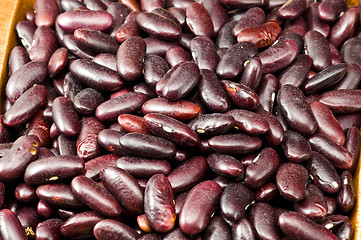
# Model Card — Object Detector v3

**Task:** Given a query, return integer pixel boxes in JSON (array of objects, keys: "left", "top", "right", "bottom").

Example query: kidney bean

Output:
[
  {"left": 36, "top": 183, "right": 85, "bottom": 209},
  {"left": 337, "top": 170, "right": 356, "bottom": 213},
  {"left": 254, "top": 74, "right": 277, "bottom": 113},
  {"left": 0, "top": 135, "right": 40, "bottom": 182},
  {"left": 57, "top": 209, "right": 77, "bottom": 221},
  {"left": 336, "top": 221, "right": 353, "bottom": 240},
  {"left": 255, "top": 182, "right": 278, "bottom": 202},
  {"left": 83, "top": 154, "right": 119, "bottom": 180},
  {"left": 221, "top": 80, "right": 260, "bottom": 110},
  {"left": 308, "top": 133, "right": 353, "bottom": 169},
  {"left": 0, "top": 209, "right": 27, "bottom": 240},
  {"left": 237, "top": 21, "right": 281, "bottom": 48},
  {"left": 56, "top": 135, "right": 76, "bottom": 156},
  {"left": 259, "top": 39, "right": 299, "bottom": 74},
  {"left": 185, "top": 2, "right": 214, "bottom": 37},
  {"left": 282, "top": 130, "right": 311, "bottom": 162},
  {"left": 216, "top": 21, "right": 237, "bottom": 49},
  {"left": 143, "top": 54, "right": 169, "bottom": 86},
  {"left": 239, "top": 57, "right": 262, "bottom": 90},
  {"left": 117, "top": 156, "right": 171, "bottom": 178},
  {"left": 29, "top": 26, "right": 58, "bottom": 63},
  {"left": 74, "top": 29, "right": 119, "bottom": 54},
  {"left": 188, "top": 113, "right": 234, "bottom": 136},
  {"left": 294, "top": 184, "right": 328, "bottom": 221},
  {"left": 24, "top": 155, "right": 84, "bottom": 185},
  {"left": 318, "top": 0, "right": 346, "bottom": 22},
  {"left": 8, "top": 46, "right": 30, "bottom": 77},
  {"left": 278, "top": 211, "right": 338, "bottom": 240},
  {"left": 340, "top": 37, "right": 361, "bottom": 69},
  {"left": 163, "top": 228, "right": 191, "bottom": 240},
  {"left": 220, "top": 183, "right": 254, "bottom": 222},
  {"left": 144, "top": 174, "right": 175, "bottom": 233},
  {"left": 71, "top": 175, "right": 122, "bottom": 217},
  {"left": 97, "top": 129, "right": 126, "bottom": 155},
  {"left": 60, "top": 211, "right": 104, "bottom": 239},
  {"left": 84, "top": 0, "right": 107, "bottom": 10},
  {"left": 227, "top": 109, "right": 269, "bottom": 135},
  {"left": 16, "top": 20, "right": 36, "bottom": 51},
  {"left": 276, "top": 162, "right": 309, "bottom": 201},
  {"left": 216, "top": 42, "right": 258, "bottom": 79},
  {"left": 100, "top": 166, "right": 144, "bottom": 214},
  {"left": 60, "top": 0, "right": 85, "bottom": 11},
  {"left": 63, "top": 34, "right": 98, "bottom": 60},
  {"left": 232, "top": 7, "right": 265, "bottom": 37},
  {"left": 304, "top": 30, "right": 332, "bottom": 72},
  {"left": 48, "top": 48, "right": 68, "bottom": 78},
  {"left": 321, "top": 215, "right": 350, "bottom": 230},
  {"left": 320, "top": 89, "right": 361, "bottom": 114},
  {"left": 145, "top": 38, "right": 179, "bottom": 57},
  {"left": 57, "top": 10, "right": 114, "bottom": 32},
  {"left": 106, "top": 3, "right": 130, "bottom": 36},
  {"left": 344, "top": 127, "right": 360, "bottom": 173},
  {"left": 249, "top": 203, "right": 280, "bottom": 240},
  {"left": 52, "top": 97, "right": 80, "bottom": 137},
  {"left": 277, "top": 0, "right": 306, "bottom": 19},
  {"left": 73, "top": 88, "right": 104, "bottom": 115},
  {"left": 36, "top": 218, "right": 63, "bottom": 240},
  {"left": 117, "top": 114, "right": 150, "bottom": 134},
  {"left": 94, "top": 219, "right": 141, "bottom": 239},
  {"left": 208, "top": 133, "right": 262, "bottom": 155},
  {"left": 179, "top": 180, "right": 222, "bottom": 235},
  {"left": 190, "top": 36, "right": 218, "bottom": 72},
  {"left": 305, "top": 3, "right": 330, "bottom": 38},
  {"left": 63, "top": 73, "right": 83, "bottom": 102},
  {"left": 207, "top": 153, "right": 244, "bottom": 178},
  {"left": 6, "top": 61, "right": 47, "bottom": 103},
  {"left": 14, "top": 182, "right": 37, "bottom": 204},
  {"left": 333, "top": 64, "right": 361, "bottom": 90},
  {"left": 138, "top": 233, "right": 162, "bottom": 240},
  {"left": 141, "top": 0, "right": 165, "bottom": 12},
  {"left": 93, "top": 53, "right": 117, "bottom": 71},
  {"left": 278, "top": 54, "right": 313, "bottom": 88},
  {"left": 34, "top": 0, "right": 59, "bottom": 28},
  {"left": 232, "top": 218, "right": 256, "bottom": 240},
  {"left": 203, "top": 215, "right": 231, "bottom": 240},
  {"left": 115, "top": 10, "right": 142, "bottom": 43}
]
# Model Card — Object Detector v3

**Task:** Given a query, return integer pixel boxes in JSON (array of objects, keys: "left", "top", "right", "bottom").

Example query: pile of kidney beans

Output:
[{"left": 1, "top": 0, "right": 361, "bottom": 239}]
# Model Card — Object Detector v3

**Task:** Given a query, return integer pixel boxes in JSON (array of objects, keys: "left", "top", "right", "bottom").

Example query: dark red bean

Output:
[
  {"left": 216, "top": 42, "right": 258, "bottom": 79},
  {"left": 117, "top": 156, "right": 171, "bottom": 178},
  {"left": 144, "top": 37, "right": 180, "bottom": 57},
  {"left": 208, "top": 133, "right": 262, "bottom": 155},
  {"left": 57, "top": 10, "right": 114, "bottom": 32},
  {"left": 60, "top": 0, "right": 85, "bottom": 11},
  {"left": 179, "top": 180, "right": 222, "bottom": 235},
  {"left": 93, "top": 53, "right": 117, "bottom": 71},
  {"left": 336, "top": 221, "right": 353, "bottom": 240},
  {"left": 203, "top": 215, "right": 231, "bottom": 240},
  {"left": 221, "top": 80, "right": 259, "bottom": 110},
  {"left": 83, "top": 154, "right": 119, "bottom": 180},
  {"left": 220, "top": 183, "right": 254, "bottom": 221},
  {"left": 4, "top": 85, "right": 47, "bottom": 127},
  {"left": 258, "top": 39, "right": 299, "bottom": 74},
  {"left": 305, "top": 3, "right": 330, "bottom": 38},
  {"left": 227, "top": 109, "right": 269, "bottom": 135},
  {"left": 321, "top": 215, "right": 349, "bottom": 230},
  {"left": 57, "top": 135, "right": 77, "bottom": 156},
  {"left": 255, "top": 182, "right": 278, "bottom": 202},
  {"left": 277, "top": 84, "right": 317, "bottom": 136},
  {"left": 207, "top": 153, "right": 244, "bottom": 178},
  {"left": 188, "top": 113, "right": 234, "bottom": 136},
  {"left": 94, "top": 219, "right": 141, "bottom": 240},
  {"left": 318, "top": 0, "right": 346, "bottom": 22},
  {"left": 100, "top": 166, "right": 144, "bottom": 214},
  {"left": 282, "top": 130, "right": 311, "bottom": 163},
  {"left": 37, "top": 200, "right": 55, "bottom": 220},
  {"left": 34, "top": 0, "right": 59, "bottom": 28},
  {"left": 24, "top": 155, "right": 84, "bottom": 185},
  {"left": 341, "top": 37, "right": 361, "bottom": 69},
  {"left": 293, "top": 184, "right": 327, "bottom": 221},
  {"left": 48, "top": 48, "right": 68, "bottom": 78},
  {"left": 63, "top": 73, "right": 83, "bottom": 102},
  {"left": 95, "top": 92, "right": 148, "bottom": 121},
  {"left": 6, "top": 61, "right": 47, "bottom": 103},
  {"left": 118, "top": 114, "right": 150, "bottom": 134},
  {"left": 74, "top": 28, "right": 120, "bottom": 54},
  {"left": 8, "top": 46, "right": 30, "bottom": 77},
  {"left": 304, "top": 30, "right": 332, "bottom": 72},
  {"left": 310, "top": 100, "right": 345, "bottom": 145},
  {"left": 14, "top": 182, "right": 37, "bottom": 203},
  {"left": 278, "top": 211, "right": 338, "bottom": 240},
  {"left": 84, "top": 0, "right": 107, "bottom": 10},
  {"left": 165, "top": 46, "right": 190, "bottom": 67},
  {"left": 106, "top": 3, "right": 131, "bottom": 37},
  {"left": 60, "top": 211, "right": 104, "bottom": 239},
  {"left": 115, "top": 11, "right": 142, "bottom": 43},
  {"left": 277, "top": 0, "right": 306, "bottom": 19},
  {"left": 186, "top": 2, "right": 214, "bottom": 37},
  {"left": 73, "top": 88, "right": 104, "bottom": 115},
  {"left": 0, "top": 209, "right": 27, "bottom": 240},
  {"left": 0, "top": 135, "right": 40, "bottom": 182},
  {"left": 216, "top": 21, "right": 237, "bottom": 49},
  {"left": 97, "top": 129, "right": 127, "bottom": 155},
  {"left": 278, "top": 54, "right": 313, "bottom": 88},
  {"left": 333, "top": 64, "right": 361, "bottom": 90},
  {"left": 344, "top": 127, "right": 360, "bottom": 173},
  {"left": 249, "top": 203, "right": 280, "bottom": 240},
  {"left": 16, "top": 20, "right": 36, "bottom": 51},
  {"left": 244, "top": 147, "right": 280, "bottom": 188},
  {"left": 29, "top": 26, "right": 58, "bottom": 63},
  {"left": 190, "top": 36, "right": 218, "bottom": 72},
  {"left": 36, "top": 218, "right": 63, "bottom": 240},
  {"left": 276, "top": 162, "right": 309, "bottom": 201},
  {"left": 36, "top": 184, "right": 85, "bottom": 209},
  {"left": 232, "top": 7, "right": 265, "bottom": 37},
  {"left": 52, "top": 97, "right": 80, "bottom": 137},
  {"left": 62, "top": 34, "right": 98, "bottom": 60},
  {"left": 319, "top": 89, "right": 361, "bottom": 113},
  {"left": 256, "top": 74, "right": 278, "bottom": 113},
  {"left": 143, "top": 54, "right": 170, "bottom": 86},
  {"left": 163, "top": 228, "right": 191, "bottom": 240},
  {"left": 308, "top": 133, "right": 353, "bottom": 169},
  {"left": 232, "top": 218, "right": 256, "bottom": 240},
  {"left": 144, "top": 174, "right": 175, "bottom": 233},
  {"left": 141, "top": 0, "right": 165, "bottom": 12},
  {"left": 167, "top": 156, "right": 207, "bottom": 193},
  {"left": 240, "top": 57, "right": 262, "bottom": 90},
  {"left": 337, "top": 170, "right": 356, "bottom": 213},
  {"left": 71, "top": 175, "right": 122, "bottom": 217}
]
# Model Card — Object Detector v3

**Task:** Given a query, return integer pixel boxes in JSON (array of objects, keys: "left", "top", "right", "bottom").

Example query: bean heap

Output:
[{"left": 1, "top": 0, "right": 360, "bottom": 239}]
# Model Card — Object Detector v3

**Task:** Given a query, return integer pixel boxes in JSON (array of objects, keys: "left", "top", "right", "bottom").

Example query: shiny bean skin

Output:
[
  {"left": 282, "top": 130, "right": 311, "bottom": 163},
  {"left": 144, "top": 113, "right": 199, "bottom": 147},
  {"left": 100, "top": 166, "right": 144, "bottom": 214},
  {"left": 278, "top": 54, "right": 313, "bottom": 88},
  {"left": 305, "top": 3, "right": 330, "bottom": 38},
  {"left": 17, "top": 208, "right": 40, "bottom": 232},
  {"left": 318, "top": 0, "right": 346, "bottom": 22},
  {"left": 244, "top": 147, "right": 280, "bottom": 188},
  {"left": 8, "top": 46, "right": 30, "bottom": 77},
  {"left": 74, "top": 28, "right": 120, "bottom": 54},
  {"left": 97, "top": 129, "right": 127, "bottom": 155},
  {"left": 237, "top": 21, "right": 282, "bottom": 48},
  {"left": 310, "top": 100, "right": 345, "bottom": 145},
  {"left": 277, "top": 84, "right": 317, "bottom": 136},
  {"left": 344, "top": 127, "right": 360, "bottom": 173},
  {"left": 340, "top": 37, "right": 361, "bottom": 69},
  {"left": 336, "top": 221, "right": 353, "bottom": 240},
  {"left": 60, "top": 0, "right": 84, "bottom": 12},
  {"left": 118, "top": 114, "right": 150, "bottom": 134},
  {"left": 163, "top": 228, "right": 191, "bottom": 240},
  {"left": 29, "top": 26, "right": 58, "bottom": 63},
  {"left": 6, "top": 61, "right": 47, "bottom": 103},
  {"left": 293, "top": 184, "right": 327, "bottom": 221},
  {"left": 337, "top": 171, "right": 356, "bottom": 213},
  {"left": 144, "top": 174, "right": 176, "bottom": 233},
  {"left": 198, "top": 69, "right": 231, "bottom": 112},
  {"left": 84, "top": 0, "right": 107, "bottom": 10},
  {"left": 94, "top": 219, "right": 141, "bottom": 240},
  {"left": 73, "top": 88, "right": 104, "bottom": 115},
  {"left": 62, "top": 34, "right": 98, "bottom": 60},
  {"left": 3, "top": 84, "right": 47, "bottom": 127},
  {"left": 186, "top": 2, "right": 214, "bottom": 37},
  {"left": 0, "top": 209, "right": 27, "bottom": 240},
  {"left": 93, "top": 53, "right": 117, "bottom": 72},
  {"left": 156, "top": 61, "right": 200, "bottom": 101},
  {"left": 63, "top": 73, "right": 83, "bottom": 102},
  {"left": 207, "top": 153, "right": 244, "bottom": 178},
  {"left": 220, "top": 183, "right": 254, "bottom": 222},
  {"left": 0, "top": 135, "right": 40, "bottom": 182},
  {"left": 188, "top": 113, "right": 234, "bottom": 136},
  {"left": 308, "top": 133, "right": 353, "bottom": 169},
  {"left": 16, "top": 20, "right": 36, "bottom": 51},
  {"left": 203, "top": 215, "right": 232, "bottom": 240},
  {"left": 333, "top": 63, "right": 361, "bottom": 90},
  {"left": 278, "top": 211, "right": 338, "bottom": 240},
  {"left": 302, "top": 63, "right": 347, "bottom": 94},
  {"left": 70, "top": 59, "right": 124, "bottom": 92},
  {"left": 276, "top": 162, "right": 309, "bottom": 201},
  {"left": 232, "top": 218, "right": 256, "bottom": 240},
  {"left": 24, "top": 155, "right": 85, "bottom": 185},
  {"left": 304, "top": 30, "right": 332, "bottom": 72},
  {"left": 319, "top": 89, "right": 361, "bottom": 113},
  {"left": 165, "top": 46, "right": 190, "bottom": 67},
  {"left": 60, "top": 211, "right": 104, "bottom": 239},
  {"left": 216, "top": 42, "right": 258, "bottom": 79},
  {"left": 232, "top": 7, "right": 265, "bottom": 37},
  {"left": 95, "top": 92, "right": 148, "bottom": 121},
  {"left": 258, "top": 39, "right": 299, "bottom": 74},
  {"left": 14, "top": 182, "right": 37, "bottom": 203},
  {"left": 240, "top": 57, "right": 262, "bottom": 90},
  {"left": 36, "top": 218, "right": 63, "bottom": 240},
  {"left": 208, "top": 133, "right": 262, "bottom": 155},
  {"left": 52, "top": 97, "right": 80, "bottom": 137},
  {"left": 221, "top": 80, "right": 260, "bottom": 110},
  {"left": 227, "top": 109, "right": 269, "bottom": 135},
  {"left": 71, "top": 175, "right": 122, "bottom": 217},
  {"left": 36, "top": 184, "right": 85, "bottom": 209},
  {"left": 216, "top": 21, "right": 237, "bottom": 49},
  {"left": 255, "top": 182, "right": 278, "bottom": 202},
  {"left": 142, "top": 97, "right": 200, "bottom": 121},
  {"left": 83, "top": 154, "right": 119, "bottom": 180},
  {"left": 141, "top": 0, "right": 165, "bottom": 12},
  {"left": 57, "top": 10, "right": 114, "bottom": 32},
  {"left": 256, "top": 74, "right": 278, "bottom": 113},
  {"left": 179, "top": 181, "right": 222, "bottom": 235},
  {"left": 249, "top": 203, "right": 280, "bottom": 240},
  {"left": 277, "top": 0, "right": 307, "bottom": 19},
  {"left": 117, "top": 156, "right": 171, "bottom": 178},
  {"left": 48, "top": 48, "right": 68, "bottom": 77},
  {"left": 143, "top": 54, "right": 170, "bottom": 86},
  {"left": 144, "top": 37, "right": 180, "bottom": 57},
  {"left": 190, "top": 36, "right": 218, "bottom": 72},
  {"left": 115, "top": 11, "right": 142, "bottom": 43},
  {"left": 321, "top": 215, "right": 349, "bottom": 230},
  {"left": 34, "top": 0, "right": 59, "bottom": 28}
]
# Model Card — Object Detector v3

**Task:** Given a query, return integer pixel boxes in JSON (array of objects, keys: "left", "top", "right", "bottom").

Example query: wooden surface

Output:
[{"left": 0, "top": 0, "right": 360, "bottom": 239}]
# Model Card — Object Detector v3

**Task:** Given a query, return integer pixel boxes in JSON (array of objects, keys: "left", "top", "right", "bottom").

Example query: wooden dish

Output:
[{"left": 0, "top": 0, "right": 360, "bottom": 239}]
